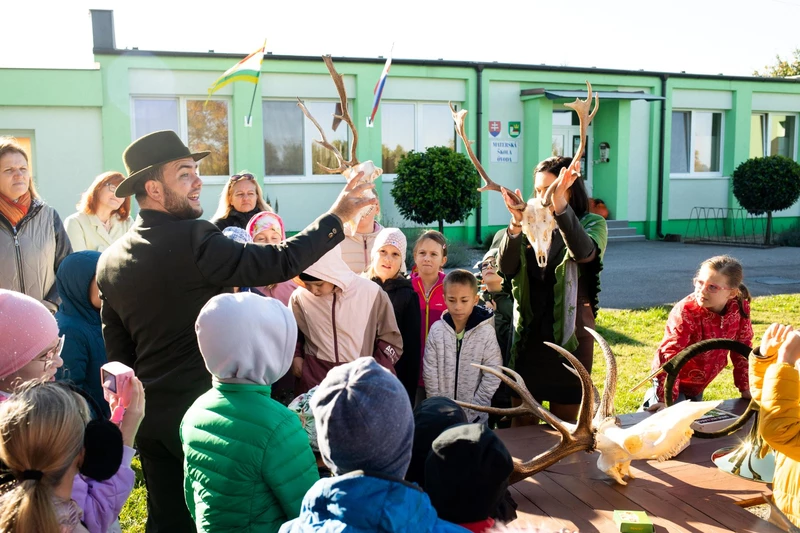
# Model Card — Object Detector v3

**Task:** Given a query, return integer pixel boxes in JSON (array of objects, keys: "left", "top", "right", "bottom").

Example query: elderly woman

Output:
[
  {"left": 64, "top": 171, "right": 133, "bottom": 252},
  {"left": 0, "top": 137, "right": 72, "bottom": 312},
  {"left": 210, "top": 171, "right": 271, "bottom": 231}
]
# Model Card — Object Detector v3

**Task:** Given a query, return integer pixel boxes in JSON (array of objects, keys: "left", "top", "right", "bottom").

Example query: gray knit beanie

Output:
[{"left": 311, "top": 357, "right": 414, "bottom": 478}]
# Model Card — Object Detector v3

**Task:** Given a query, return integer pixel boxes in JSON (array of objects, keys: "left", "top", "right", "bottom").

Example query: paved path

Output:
[{"left": 601, "top": 241, "right": 800, "bottom": 309}]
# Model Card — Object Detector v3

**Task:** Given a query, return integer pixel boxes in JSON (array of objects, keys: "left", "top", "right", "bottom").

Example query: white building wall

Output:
[
  {"left": 486, "top": 81, "right": 524, "bottom": 227},
  {"left": 626, "top": 99, "right": 651, "bottom": 222}
]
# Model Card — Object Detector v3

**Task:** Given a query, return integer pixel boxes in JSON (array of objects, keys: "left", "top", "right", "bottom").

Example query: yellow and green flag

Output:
[{"left": 208, "top": 40, "right": 266, "bottom": 98}]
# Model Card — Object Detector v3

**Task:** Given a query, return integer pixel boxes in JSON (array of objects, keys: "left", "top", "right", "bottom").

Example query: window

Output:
[
  {"left": 750, "top": 113, "right": 797, "bottom": 159},
  {"left": 262, "top": 99, "right": 351, "bottom": 178},
  {"left": 132, "top": 97, "right": 231, "bottom": 178},
  {"left": 381, "top": 102, "right": 456, "bottom": 175},
  {"left": 670, "top": 110, "right": 723, "bottom": 175}
]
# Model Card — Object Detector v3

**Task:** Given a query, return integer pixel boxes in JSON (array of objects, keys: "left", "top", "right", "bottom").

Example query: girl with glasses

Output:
[
  {"left": 644, "top": 255, "right": 753, "bottom": 412},
  {"left": 64, "top": 171, "right": 132, "bottom": 252},
  {"left": 210, "top": 171, "right": 272, "bottom": 231}
]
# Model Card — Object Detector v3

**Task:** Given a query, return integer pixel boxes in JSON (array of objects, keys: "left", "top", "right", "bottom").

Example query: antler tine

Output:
[
  {"left": 296, "top": 97, "right": 348, "bottom": 174},
  {"left": 564, "top": 81, "right": 599, "bottom": 172},
  {"left": 449, "top": 102, "right": 525, "bottom": 209},
  {"left": 321, "top": 55, "right": 359, "bottom": 166},
  {"left": 542, "top": 342, "right": 595, "bottom": 432},
  {"left": 584, "top": 327, "right": 617, "bottom": 423}
]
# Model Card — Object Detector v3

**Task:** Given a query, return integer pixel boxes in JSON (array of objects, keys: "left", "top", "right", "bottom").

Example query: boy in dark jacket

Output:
[{"left": 280, "top": 358, "right": 463, "bottom": 533}]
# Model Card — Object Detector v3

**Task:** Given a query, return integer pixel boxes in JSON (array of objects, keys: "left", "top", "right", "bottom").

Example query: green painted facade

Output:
[{"left": 2, "top": 19, "right": 800, "bottom": 243}]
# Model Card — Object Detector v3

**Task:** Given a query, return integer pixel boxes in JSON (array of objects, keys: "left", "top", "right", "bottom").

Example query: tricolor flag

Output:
[
  {"left": 368, "top": 46, "right": 393, "bottom": 127},
  {"left": 207, "top": 40, "right": 266, "bottom": 98}
]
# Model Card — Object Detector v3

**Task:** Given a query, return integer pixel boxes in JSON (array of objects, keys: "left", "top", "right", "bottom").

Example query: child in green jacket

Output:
[{"left": 181, "top": 293, "right": 319, "bottom": 533}]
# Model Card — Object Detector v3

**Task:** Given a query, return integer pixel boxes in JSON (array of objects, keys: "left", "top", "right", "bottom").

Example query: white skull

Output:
[
  {"left": 520, "top": 198, "right": 557, "bottom": 269},
  {"left": 594, "top": 400, "right": 721, "bottom": 485},
  {"left": 342, "top": 160, "right": 383, "bottom": 237}
]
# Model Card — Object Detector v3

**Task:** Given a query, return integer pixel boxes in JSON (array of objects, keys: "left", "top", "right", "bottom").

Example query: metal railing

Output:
[{"left": 684, "top": 207, "right": 770, "bottom": 246}]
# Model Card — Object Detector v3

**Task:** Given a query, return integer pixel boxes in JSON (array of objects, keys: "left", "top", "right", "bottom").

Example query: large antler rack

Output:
[
  {"left": 457, "top": 327, "right": 616, "bottom": 484},
  {"left": 541, "top": 81, "right": 599, "bottom": 207},
  {"left": 449, "top": 102, "right": 526, "bottom": 210},
  {"left": 296, "top": 55, "right": 359, "bottom": 173}
]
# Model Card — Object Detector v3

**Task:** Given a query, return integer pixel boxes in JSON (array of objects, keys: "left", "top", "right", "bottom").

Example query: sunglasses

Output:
[
  {"left": 35, "top": 335, "right": 65, "bottom": 367},
  {"left": 480, "top": 259, "right": 498, "bottom": 271},
  {"left": 230, "top": 173, "right": 256, "bottom": 183},
  {"left": 693, "top": 278, "right": 732, "bottom": 294}
]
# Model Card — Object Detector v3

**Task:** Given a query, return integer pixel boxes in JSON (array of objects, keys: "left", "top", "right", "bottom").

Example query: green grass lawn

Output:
[{"left": 118, "top": 293, "right": 800, "bottom": 531}]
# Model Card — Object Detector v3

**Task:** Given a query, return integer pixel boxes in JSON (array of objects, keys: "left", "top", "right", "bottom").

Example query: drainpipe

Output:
[
  {"left": 475, "top": 64, "right": 484, "bottom": 245},
  {"left": 655, "top": 73, "right": 668, "bottom": 239}
]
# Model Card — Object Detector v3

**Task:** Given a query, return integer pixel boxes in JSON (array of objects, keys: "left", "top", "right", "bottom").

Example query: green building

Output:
[{"left": 2, "top": 9, "right": 798, "bottom": 243}]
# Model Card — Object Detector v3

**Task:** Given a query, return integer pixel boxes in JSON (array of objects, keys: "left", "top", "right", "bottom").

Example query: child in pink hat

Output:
[{"left": 246, "top": 211, "right": 300, "bottom": 307}]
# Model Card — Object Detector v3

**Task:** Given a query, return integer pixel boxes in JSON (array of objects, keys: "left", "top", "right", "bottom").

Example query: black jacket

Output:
[
  {"left": 97, "top": 209, "right": 343, "bottom": 438},
  {"left": 211, "top": 207, "right": 263, "bottom": 232}
]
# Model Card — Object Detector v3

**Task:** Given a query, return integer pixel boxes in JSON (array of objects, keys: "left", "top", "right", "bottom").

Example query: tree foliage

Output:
[
  {"left": 391, "top": 146, "right": 480, "bottom": 231},
  {"left": 187, "top": 100, "right": 229, "bottom": 176},
  {"left": 754, "top": 49, "right": 800, "bottom": 77},
  {"left": 733, "top": 155, "right": 800, "bottom": 243}
]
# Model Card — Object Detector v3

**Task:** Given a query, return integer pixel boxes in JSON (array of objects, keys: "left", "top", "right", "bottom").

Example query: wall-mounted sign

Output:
[
  {"left": 490, "top": 140, "right": 519, "bottom": 163},
  {"left": 489, "top": 121, "right": 501, "bottom": 137},
  {"left": 509, "top": 121, "right": 521, "bottom": 138}
]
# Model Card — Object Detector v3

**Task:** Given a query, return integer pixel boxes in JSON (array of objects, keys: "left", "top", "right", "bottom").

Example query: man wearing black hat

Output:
[{"left": 97, "top": 130, "right": 376, "bottom": 533}]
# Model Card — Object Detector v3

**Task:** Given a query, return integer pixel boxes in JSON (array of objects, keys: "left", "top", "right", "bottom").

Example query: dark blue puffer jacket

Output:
[
  {"left": 279, "top": 471, "right": 467, "bottom": 533},
  {"left": 55, "top": 250, "right": 109, "bottom": 417}
]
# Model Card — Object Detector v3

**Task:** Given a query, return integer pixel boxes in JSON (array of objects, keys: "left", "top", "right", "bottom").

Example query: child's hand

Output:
[
  {"left": 120, "top": 378, "right": 145, "bottom": 448},
  {"left": 292, "top": 357, "right": 304, "bottom": 379},
  {"left": 740, "top": 389, "right": 752, "bottom": 400},
  {"left": 484, "top": 300, "right": 496, "bottom": 312},
  {"left": 778, "top": 331, "right": 800, "bottom": 367},
  {"left": 760, "top": 323, "right": 794, "bottom": 358},
  {"left": 645, "top": 402, "right": 666, "bottom": 413}
]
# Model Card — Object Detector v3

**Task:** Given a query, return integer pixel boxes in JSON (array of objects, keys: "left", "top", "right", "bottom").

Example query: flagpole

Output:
[{"left": 245, "top": 78, "right": 259, "bottom": 128}]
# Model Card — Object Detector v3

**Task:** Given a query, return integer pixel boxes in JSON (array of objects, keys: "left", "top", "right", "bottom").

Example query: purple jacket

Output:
[{"left": 71, "top": 445, "right": 136, "bottom": 533}]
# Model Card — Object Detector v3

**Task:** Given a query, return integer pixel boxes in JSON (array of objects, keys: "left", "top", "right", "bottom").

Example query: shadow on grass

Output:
[{"left": 594, "top": 324, "right": 647, "bottom": 348}]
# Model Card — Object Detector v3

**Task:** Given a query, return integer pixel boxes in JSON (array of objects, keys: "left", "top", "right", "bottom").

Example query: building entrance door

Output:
[{"left": 552, "top": 125, "right": 593, "bottom": 196}]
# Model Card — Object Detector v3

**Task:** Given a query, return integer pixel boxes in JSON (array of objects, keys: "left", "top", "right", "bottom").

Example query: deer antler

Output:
[
  {"left": 296, "top": 55, "right": 359, "bottom": 173},
  {"left": 542, "top": 81, "right": 600, "bottom": 207},
  {"left": 458, "top": 327, "right": 617, "bottom": 485},
  {"left": 449, "top": 102, "right": 525, "bottom": 209}
]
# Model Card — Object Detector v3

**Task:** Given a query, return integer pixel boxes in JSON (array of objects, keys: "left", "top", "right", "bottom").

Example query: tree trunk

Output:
[
  {"left": 765, "top": 211, "right": 773, "bottom": 245},
  {"left": 438, "top": 219, "right": 444, "bottom": 233}
]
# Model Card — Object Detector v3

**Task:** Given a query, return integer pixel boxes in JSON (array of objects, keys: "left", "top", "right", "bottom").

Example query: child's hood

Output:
[
  {"left": 56, "top": 251, "right": 101, "bottom": 325},
  {"left": 443, "top": 303, "right": 494, "bottom": 333},
  {"left": 303, "top": 245, "right": 359, "bottom": 292}
]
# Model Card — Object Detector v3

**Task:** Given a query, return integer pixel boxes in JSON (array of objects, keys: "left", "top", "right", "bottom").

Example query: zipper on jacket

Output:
[
  {"left": 363, "top": 239, "right": 368, "bottom": 269},
  {"left": 12, "top": 227, "right": 25, "bottom": 293},
  {"left": 332, "top": 292, "right": 339, "bottom": 363}
]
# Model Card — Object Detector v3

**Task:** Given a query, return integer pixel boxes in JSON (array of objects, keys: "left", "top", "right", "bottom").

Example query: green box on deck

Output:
[{"left": 613, "top": 510, "right": 654, "bottom": 533}]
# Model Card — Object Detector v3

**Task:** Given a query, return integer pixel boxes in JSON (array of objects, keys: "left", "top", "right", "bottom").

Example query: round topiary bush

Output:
[
  {"left": 391, "top": 146, "right": 480, "bottom": 233},
  {"left": 732, "top": 155, "right": 800, "bottom": 243}
]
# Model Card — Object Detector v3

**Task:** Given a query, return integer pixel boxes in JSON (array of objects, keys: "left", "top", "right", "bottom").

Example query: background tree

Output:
[
  {"left": 188, "top": 100, "right": 230, "bottom": 175},
  {"left": 391, "top": 145, "right": 480, "bottom": 233},
  {"left": 732, "top": 155, "right": 800, "bottom": 244},
  {"left": 754, "top": 49, "right": 800, "bottom": 77}
]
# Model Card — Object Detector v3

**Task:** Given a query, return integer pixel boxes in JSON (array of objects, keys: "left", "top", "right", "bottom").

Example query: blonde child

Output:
[
  {"left": 749, "top": 323, "right": 800, "bottom": 527},
  {"left": 423, "top": 269, "right": 501, "bottom": 425},
  {"left": 246, "top": 211, "right": 300, "bottom": 305},
  {"left": 290, "top": 246, "right": 402, "bottom": 394},
  {"left": 364, "top": 228, "right": 421, "bottom": 403},
  {"left": 411, "top": 230, "right": 448, "bottom": 406},
  {"left": 646, "top": 255, "right": 753, "bottom": 411}
]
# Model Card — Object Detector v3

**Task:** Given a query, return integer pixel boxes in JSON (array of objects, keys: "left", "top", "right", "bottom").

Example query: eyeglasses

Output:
[
  {"left": 480, "top": 259, "right": 498, "bottom": 271},
  {"left": 35, "top": 335, "right": 65, "bottom": 367},
  {"left": 693, "top": 278, "right": 732, "bottom": 294},
  {"left": 230, "top": 173, "right": 256, "bottom": 182},
  {"left": 104, "top": 183, "right": 118, "bottom": 193}
]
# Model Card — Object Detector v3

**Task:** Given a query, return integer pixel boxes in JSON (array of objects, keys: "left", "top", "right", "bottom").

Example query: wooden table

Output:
[{"left": 496, "top": 399, "right": 783, "bottom": 532}]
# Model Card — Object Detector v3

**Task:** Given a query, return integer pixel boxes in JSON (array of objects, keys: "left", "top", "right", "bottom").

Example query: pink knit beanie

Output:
[{"left": 0, "top": 290, "right": 59, "bottom": 379}]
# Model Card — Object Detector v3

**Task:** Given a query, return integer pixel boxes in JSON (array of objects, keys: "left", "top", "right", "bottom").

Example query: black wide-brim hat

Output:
[{"left": 116, "top": 130, "right": 210, "bottom": 198}]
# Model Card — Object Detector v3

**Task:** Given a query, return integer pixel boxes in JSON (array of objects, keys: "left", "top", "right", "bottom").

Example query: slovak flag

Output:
[{"left": 368, "top": 47, "right": 393, "bottom": 127}]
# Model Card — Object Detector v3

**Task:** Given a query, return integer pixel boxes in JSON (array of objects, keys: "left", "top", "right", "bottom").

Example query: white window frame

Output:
[
  {"left": 129, "top": 96, "right": 233, "bottom": 185},
  {"left": 262, "top": 98, "right": 352, "bottom": 185},
  {"left": 751, "top": 112, "right": 799, "bottom": 160},
  {"left": 381, "top": 101, "right": 459, "bottom": 183},
  {"left": 670, "top": 109, "right": 725, "bottom": 180}
]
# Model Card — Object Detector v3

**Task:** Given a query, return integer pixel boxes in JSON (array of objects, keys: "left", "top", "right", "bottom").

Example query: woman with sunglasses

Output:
[
  {"left": 64, "top": 171, "right": 132, "bottom": 252},
  {"left": 644, "top": 255, "right": 753, "bottom": 412},
  {"left": 210, "top": 171, "right": 272, "bottom": 231}
]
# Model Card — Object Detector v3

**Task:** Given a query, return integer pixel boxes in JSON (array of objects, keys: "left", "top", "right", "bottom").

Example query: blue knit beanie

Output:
[{"left": 311, "top": 357, "right": 414, "bottom": 478}]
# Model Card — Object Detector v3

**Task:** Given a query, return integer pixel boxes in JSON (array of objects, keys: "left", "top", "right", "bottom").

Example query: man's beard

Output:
[{"left": 163, "top": 185, "right": 202, "bottom": 220}]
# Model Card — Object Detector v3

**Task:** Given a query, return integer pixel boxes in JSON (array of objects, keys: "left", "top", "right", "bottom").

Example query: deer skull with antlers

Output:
[
  {"left": 296, "top": 56, "right": 381, "bottom": 236},
  {"left": 459, "top": 328, "right": 723, "bottom": 485},
  {"left": 450, "top": 82, "right": 599, "bottom": 269}
]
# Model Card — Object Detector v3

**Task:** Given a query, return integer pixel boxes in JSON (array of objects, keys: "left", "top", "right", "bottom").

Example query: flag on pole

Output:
[
  {"left": 367, "top": 45, "right": 393, "bottom": 127},
  {"left": 207, "top": 40, "right": 266, "bottom": 98}
]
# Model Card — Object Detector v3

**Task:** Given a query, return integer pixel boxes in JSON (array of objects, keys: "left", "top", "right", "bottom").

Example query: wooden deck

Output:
[{"left": 496, "top": 399, "right": 783, "bottom": 532}]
